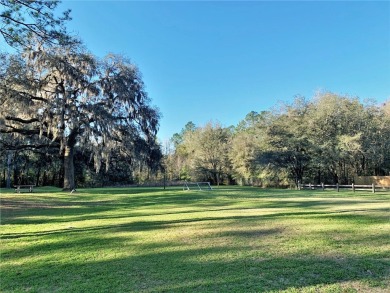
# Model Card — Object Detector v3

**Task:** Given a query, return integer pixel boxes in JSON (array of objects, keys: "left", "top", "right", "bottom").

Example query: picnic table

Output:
[{"left": 14, "top": 185, "right": 35, "bottom": 193}]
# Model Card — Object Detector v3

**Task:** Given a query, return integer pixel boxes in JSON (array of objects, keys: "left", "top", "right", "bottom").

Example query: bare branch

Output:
[{"left": 5, "top": 116, "right": 39, "bottom": 124}]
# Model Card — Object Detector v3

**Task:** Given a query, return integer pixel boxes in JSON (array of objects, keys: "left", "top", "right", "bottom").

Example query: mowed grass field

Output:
[{"left": 1, "top": 186, "right": 389, "bottom": 293}]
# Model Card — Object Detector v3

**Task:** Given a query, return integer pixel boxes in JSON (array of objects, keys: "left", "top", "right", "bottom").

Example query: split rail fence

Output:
[{"left": 298, "top": 183, "right": 389, "bottom": 193}]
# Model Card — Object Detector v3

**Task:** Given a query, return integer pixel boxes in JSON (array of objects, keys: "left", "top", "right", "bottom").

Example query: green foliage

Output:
[
  {"left": 170, "top": 93, "right": 390, "bottom": 187},
  {"left": 0, "top": 44, "right": 161, "bottom": 190},
  {"left": 173, "top": 122, "right": 231, "bottom": 185},
  {"left": 257, "top": 165, "right": 290, "bottom": 188}
]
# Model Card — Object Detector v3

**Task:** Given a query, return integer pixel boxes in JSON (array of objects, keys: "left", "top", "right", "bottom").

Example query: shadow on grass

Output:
[
  {"left": 2, "top": 187, "right": 389, "bottom": 292},
  {"left": 2, "top": 187, "right": 389, "bottom": 226},
  {"left": 3, "top": 204, "right": 389, "bottom": 241},
  {"left": 1, "top": 188, "right": 220, "bottom": 224},
  {"left": 2, "top": 233, "right": 389, "bottom": 292},
  {"left": 0, "top": 213, "right": 286, "bottom": 240}
]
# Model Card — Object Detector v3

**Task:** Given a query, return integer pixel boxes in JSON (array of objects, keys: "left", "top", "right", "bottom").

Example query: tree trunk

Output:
[
  {"left": 42, "top": 170, "right": 48, "bottom": 186},
  {"left": 6, "top": 151, "right": 12, "bottom": 188},
  {"left": 63, "top": 145, "right": 75, "bottom": 191},
  {"left": 316, "top": 168, "right": 321, "bottom": 185},
  {"left": 35, "top": 166, "right": 41, "bottom": 187},
  {"left": 51, "top": 173, "right": 56, "bottom": 186}
]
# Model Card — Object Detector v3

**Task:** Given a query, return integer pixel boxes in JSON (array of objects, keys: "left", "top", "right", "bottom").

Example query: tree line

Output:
[{"left": 165, "top": 94, "right": 390, "bottom": 187}]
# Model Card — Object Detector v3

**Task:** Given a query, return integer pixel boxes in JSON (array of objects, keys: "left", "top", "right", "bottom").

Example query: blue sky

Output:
[{"left": 59, "top": 0, "right": 389, "bottom": 141}]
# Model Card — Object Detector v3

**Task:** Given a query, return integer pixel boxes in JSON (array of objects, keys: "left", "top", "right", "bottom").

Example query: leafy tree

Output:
[
  {"left": 361, "top": 101, "right": 390, "bottom": 176},
  {"left": 305, "top": 93, "right": 367, "bottom": 183},
  {"left": 170, "top": 94, "right": 389, "bottom": 187},
  {"left": 182, "top": 122, "right": 231, "bottom": 185},
  {"left": 229, "top": 131, "right": 258, "bottom": 184},
  {"left": 170, "top": 121, "right": 196, "bottom": 148},
  {"left": 230, "top": 111, "right": 272, "bottom": 185},
  {"left": 257, "top": 97, "right": 312, "bottom": 186},
  {"left": 235, "top": 111, "right": 261, "bottom": 132},
  {"left": 0, "top": 45, "right": 160, "bottom": 190},
  {"left": 168, "top": 121, "right": 197, "bottom": 181}
]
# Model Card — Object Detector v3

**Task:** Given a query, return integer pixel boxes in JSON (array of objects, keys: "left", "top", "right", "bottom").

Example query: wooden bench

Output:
[{"left": 14, "top": 185, "right": 35, "bottom": 193}]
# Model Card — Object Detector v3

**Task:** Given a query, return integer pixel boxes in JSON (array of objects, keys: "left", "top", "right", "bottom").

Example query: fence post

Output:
[
  {"left": 352, "top": 183, "right": 355, "bottom": 192},
  {"left": 337, "top": 183, "right": 339, "bottom": 192},
  {"left": 321, "top": 183, "right": 324, "bottom": 191},
  {"left": 298, "top": 181, "right": 301, "bottom": 190},
  {"left": 309, "top": 183, "right": 312, "bottom": 190},
  {"left": 372, "top": 183, "right": 375, "bottom": 193}
]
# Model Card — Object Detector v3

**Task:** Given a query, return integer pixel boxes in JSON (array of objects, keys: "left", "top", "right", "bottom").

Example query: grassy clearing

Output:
[{"left": 1, "top": 186, "right": 389, "bottom": 292}]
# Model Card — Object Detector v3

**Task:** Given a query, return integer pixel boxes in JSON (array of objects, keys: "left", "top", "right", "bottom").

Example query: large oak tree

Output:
[{"left": 1, "top": 44, "right": 160, "bottom": 190}]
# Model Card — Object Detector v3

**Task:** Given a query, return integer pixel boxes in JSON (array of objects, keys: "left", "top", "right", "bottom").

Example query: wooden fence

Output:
[{"left": 298, "top": 183, "right": 389, "bottom": 193}]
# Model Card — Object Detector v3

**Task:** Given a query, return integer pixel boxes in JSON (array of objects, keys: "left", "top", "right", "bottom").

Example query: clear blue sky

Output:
[{"left": 59, "top": 1, "right": 389, "bottom": 141}]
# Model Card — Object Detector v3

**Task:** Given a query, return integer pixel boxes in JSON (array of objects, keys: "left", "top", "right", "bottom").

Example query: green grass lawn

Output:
[{"left": 1, "top": 186, "right": 389, "bottom": 292}]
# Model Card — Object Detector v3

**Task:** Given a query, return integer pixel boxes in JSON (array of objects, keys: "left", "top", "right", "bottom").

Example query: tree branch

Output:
[
  {"left": 5, "top": 116, "right": 39, "bottom": 124},
  {"left": 1, "top": 124, "right": 40, "bottom": 135}
]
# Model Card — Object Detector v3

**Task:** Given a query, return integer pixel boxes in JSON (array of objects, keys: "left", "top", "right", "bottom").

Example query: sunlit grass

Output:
[{"left": 1, "top": 186, "right": 389, "bottom": 292}]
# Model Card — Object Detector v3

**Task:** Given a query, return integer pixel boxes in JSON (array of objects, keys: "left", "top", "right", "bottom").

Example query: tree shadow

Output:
[
  {"left": 2, "top": 187, "right": 389, "bottom": 292},
  {"left": 2, "top": 232, "right": 389, "bottom": 292}
]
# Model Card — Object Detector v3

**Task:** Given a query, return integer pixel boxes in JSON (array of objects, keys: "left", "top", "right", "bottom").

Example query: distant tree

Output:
[
  {"left": 183, "top": 122, "right": 231, "bottom": 185},
  {"left": 0, "top": 0, "right": 73, "bottom": 48},
  {"left": 229, "top": 131, "right": 258, "bottom": 184},
  {"left": 230, "top": 111, "right": 272, "bottom": 185},
  {"left": 305, "top": 93, "right": 368, "bottom": 183},
  {"left": 170, "top": 121, "right": 196, "bottom": 148},
  {"left": 381, "top": 101, "right": 390, "bottom": 174},
  {"left": 168, "top": 121, "right": 197, "bottom": 180},
  {"left": 257, "top": 97, "right": 312, "bottom": 186},
  {"left": 0, "top": 45, "right": 160, "bottom": 190},
  {"left": 361, "top": 101, "right": 390, "bottom": 176},
  {"left": 235, "top": 111, "right": 260, "bottom": 132},
  {"left": 171, "top": 94, "right": 389, "bottom": 188}
]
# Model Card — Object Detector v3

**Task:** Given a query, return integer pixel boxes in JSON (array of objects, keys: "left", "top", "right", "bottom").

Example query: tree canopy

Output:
[
  {"left": 167, "top": 93, "right": 390, "bottom": 187},
  {"left": 1, "top": 44, "right": 160, "bottom": 190}
]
